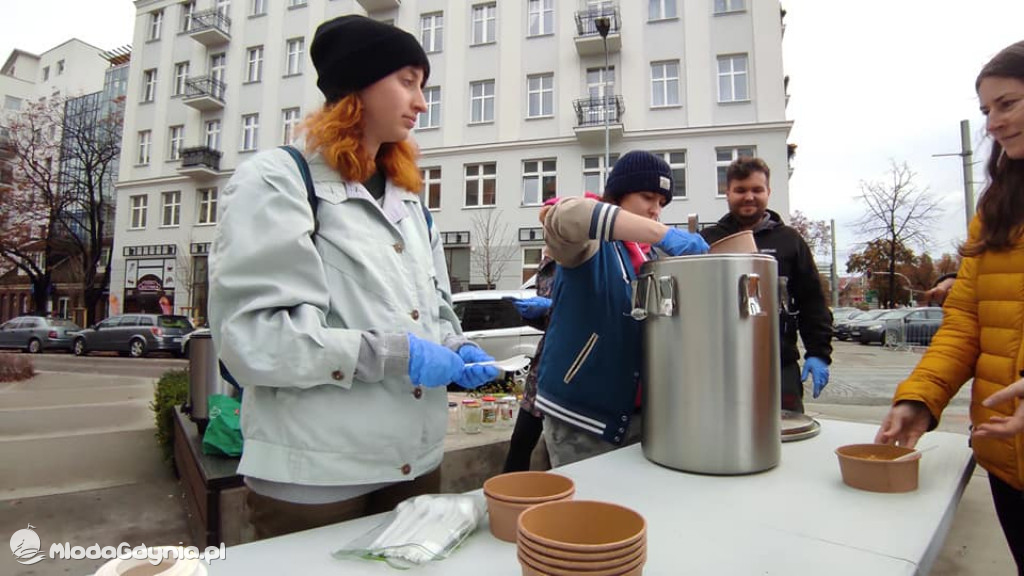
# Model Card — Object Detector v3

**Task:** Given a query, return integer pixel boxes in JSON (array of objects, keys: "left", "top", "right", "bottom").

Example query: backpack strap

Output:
[{"left": 280, "top": 145, "right": 319, "bottom": 237}]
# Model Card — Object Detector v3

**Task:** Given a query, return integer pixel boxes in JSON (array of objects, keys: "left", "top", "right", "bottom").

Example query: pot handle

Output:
[
  {"left": 630, "top": 274, "right": 653, "bottom": 321},
  {"left": 657, "top": 275, "right": 676, "bottom": 317},
  {"left": 739, "top": 273, "right": 766, "bottom": 318}
]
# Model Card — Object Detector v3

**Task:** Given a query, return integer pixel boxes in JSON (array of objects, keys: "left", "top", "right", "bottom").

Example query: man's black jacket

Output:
[{"left": 700, "top": 210, "right": 833, "bottom": 367}]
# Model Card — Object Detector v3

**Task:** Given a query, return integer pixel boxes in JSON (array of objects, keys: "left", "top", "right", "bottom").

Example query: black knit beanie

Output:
[
  {"left": 310, "top": 15, "right": 431, "bottom": 103},
  {"left": 605, "top": 150, "right": 674, "bottom": 206}
]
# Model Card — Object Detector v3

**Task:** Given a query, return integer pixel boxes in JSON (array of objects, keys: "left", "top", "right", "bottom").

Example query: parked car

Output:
[
  {"left": 831, "top": 308, "right": 864, "bottom": 339},
  {"left": 180, "top": 327, "right": 210, "bottom": 357},
  {"left": 0, "top": 315, "right": 81, "bottom": 353},
  {"left": 72, "top": 314, "right": 194, "bottom": 358},
  {"left": 901, "top": 308, "right": 945, "bottom": 346},
  {"left": 834, "top": 309, "right": 887, "bottom": 341},
  {"left": 451, "top": 289, "right": 543, "bottom": 379},
  {"left": 856, "top": 307, "right": 945, "bottom": 346}
]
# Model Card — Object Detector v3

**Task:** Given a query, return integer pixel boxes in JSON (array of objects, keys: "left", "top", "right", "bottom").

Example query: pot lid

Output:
[{"left": 781, "top": 410, "right": 818, "bottom": 435}]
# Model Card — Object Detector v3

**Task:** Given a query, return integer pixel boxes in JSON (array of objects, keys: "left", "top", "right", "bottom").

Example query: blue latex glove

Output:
[
  {"left": 655, "top": 227, "right": 710, "bottom": 256},
  {"left": 408, "top": 334, "right": 464, "bottom": 388},
  {"left": 511, "top": 296, "right": 552, "bottom": 320},
  {"left": 456, "top": 345, "right": 501, "bottom": 389},
  {"left": 801, "top": 356, "right": 830, "bottom": 398}
]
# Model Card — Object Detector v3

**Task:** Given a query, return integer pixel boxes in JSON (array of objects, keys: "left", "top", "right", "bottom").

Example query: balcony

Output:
[
  {"left": 356, "top": 0, "right": 400, "bottom": 11},
  {"left": 188, "top": 9, "right": 231, "bottom": 46},
  {"left": 574, "top": 7, "right": 621, "bottom": 56},
  {"left": 572, "top": 95, "right": 624, "bottom": 143},
  {"left": 182, "top": 76, "right": 226, "bottom": 111},
  {"left": 178, "top": 146, "right": 222, "bottom": 180}
]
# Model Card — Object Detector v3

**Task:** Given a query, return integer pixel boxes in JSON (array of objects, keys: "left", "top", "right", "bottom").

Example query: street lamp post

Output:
[
  {"left": 933, "top": 119, "right": 976, "bottom": 232},
  {"left": 595, "top": 15, "right": 611, "bottom": 179}
]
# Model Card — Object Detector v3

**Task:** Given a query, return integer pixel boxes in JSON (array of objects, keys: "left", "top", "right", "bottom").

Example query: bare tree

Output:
[
  {"left": 789, "top": 210, "right": 831, "bottom": 257},
  {"left": 852, "top": 161, "right": 942, "bottom": 308},
  {"left": 470, "top": 209, "right": 518, "bottom": 289}
]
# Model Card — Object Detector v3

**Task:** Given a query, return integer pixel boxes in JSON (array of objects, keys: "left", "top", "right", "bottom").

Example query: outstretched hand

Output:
[
  {"left": 974, "top": 378, "right": 1024, "bottom": 439},
  {"left": 875, "top": 401, "right": 932, "bottom": 448}
]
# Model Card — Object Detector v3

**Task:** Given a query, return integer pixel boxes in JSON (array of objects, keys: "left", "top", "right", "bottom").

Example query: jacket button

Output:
[
  {"left": 621, "top": 415, "right": 628, "bottom": 422},
  {"left": 331, "top": 370, "right": 345, "bottom": 381},
  {"left": 411, "top": 309, "right": 420, "bottom": 320},
  {"left": 413, "top": 387, "right": 423, "bottom": 399},
  {"left": 400, "top": 464, "right": 412, "bottom": 475},
  {"left": 394, "top": 242, "right": 404, "bottom": 253}
]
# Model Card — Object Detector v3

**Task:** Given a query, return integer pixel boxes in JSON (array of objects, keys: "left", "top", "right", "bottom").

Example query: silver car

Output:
[
  {"left": 0, "top": 316, "right": 82, "bottom": 353},
  {"left": 451, "top": 289, "right": 543, "bottom": 378},
  {"left": 72, "top": 314, "right": 194, "bottom": 358}
]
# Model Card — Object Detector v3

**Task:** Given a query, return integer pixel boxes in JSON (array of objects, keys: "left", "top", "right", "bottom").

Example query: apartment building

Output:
[{"left": 113, "top": 0, "right": 791, "bottom": 323}]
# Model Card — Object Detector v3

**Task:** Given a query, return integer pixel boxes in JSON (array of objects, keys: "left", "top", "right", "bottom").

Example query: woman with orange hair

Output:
[{"left": 208, "top": 15, "right": 497, "bottom": 539}]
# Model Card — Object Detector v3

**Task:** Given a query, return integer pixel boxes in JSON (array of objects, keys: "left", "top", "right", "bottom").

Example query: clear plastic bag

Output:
[{"left": 332, "top": 494, "right": 486, "bottom": 569}]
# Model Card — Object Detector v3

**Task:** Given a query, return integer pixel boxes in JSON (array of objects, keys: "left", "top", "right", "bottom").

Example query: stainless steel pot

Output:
[{"left": 633, "top": 254, "right": 781, "bottom": 474}]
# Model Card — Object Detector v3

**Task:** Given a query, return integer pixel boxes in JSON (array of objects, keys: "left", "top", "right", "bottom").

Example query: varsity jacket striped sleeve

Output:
[{"left": 544, "top": 197, "right": 621, "bottom": 268}]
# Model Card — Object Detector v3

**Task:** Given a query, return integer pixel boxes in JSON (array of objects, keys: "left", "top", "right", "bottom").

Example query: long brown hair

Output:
[
  {"left": 300, "top": 95, "right": 422, "bottom": 192},
  {"left": 961, "top": 40, "right": 1024, "bottom": 257}
]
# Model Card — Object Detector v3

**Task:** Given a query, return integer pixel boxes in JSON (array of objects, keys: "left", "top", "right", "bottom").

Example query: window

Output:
[
  {"left": 181, "top": 1, "right": 196, "bottom": 32},
  {"left": 130, "top": 195, "right": 148, "bottom": 229},
  {"left": 251, "top": 0, "right": 265, "bottom": 15},
  {"left": 522, "top": 247, "right": 543, "bottom": 284},
  {"left": 648, "top": 0, "right": 677, "bottom": 20},
  {"left": 216, "top": 0, "right": 230, "bottom": 18},
  {"left": 281, "top": 108, "right": 301, "bottom": 145},
  {"left": 651, "top": 61, "right": 680, "bottom": 107},
  {"left": 420, "top": 12, "right": 443, "bottom": 53},
  {"left": 241, "top": 114, "right": 259, "bottom": 151},
  {"left": 246, "top": 46, "right": 263, "bottom": 82},
  {"left": 142, "top": 69, "right": 157, "bottom": 102},
  {"left": 470, "top": 80, "right": 495, "bottom": 123},
  {"left": 205, "top": 119, "right": 222, "bottom": 150},
  {"left": 526, "top": 74, "right": 553, "bottom": 117},
  {"left": 197, "top": 188, "right": 218, "bottom": 224},
  {"left": 168, "top": 125, "right": 184, "bottom": 160},
  {"left": 471, "top": 3, "right": 497, "bottom": 45},
  {"left": 149, "top": 10, "right": 164, "bottom": 40},
  {"left": 528, "top": 0, "right": 553, "bottom": 36},
  {"left": 714, "top": 0, "right": 745, "bottom": 14},
  {"left": 137, "top": 130, "right": 152, "bottom": 165},
  {"left": 161, "top": 191, "right": 181, "bottom": 227},
  {"left": 587, "top": 66, "right": 615, "bottom": 98},
  {"left": 57, "top": 60, "right": 65, "bottom": 75},
  {"left": 288, "top": 0, "right": 307, "bottom": 6},
  {"left": 522, "top": 160, "right": 557, "bottom": 205},
  {"left": 285, "top": 38, "right": 305, "bottom": 76},
  {"left": 421, "top": 167, "right": 442, "bottom": 210},
  {"left": 173, "top": 62, "right": 189, "bottom": 96},
  {"left": 582, "top": 154, "right": 618, "bottom": 194},
  {"left": 464, "top": 163, "right": 496, "bottom": 207},
  {"left": 42, "top": 66, "right": 50, "bottom": 82},
  {"left": 3, "top": 96, "right": 22, "bottom": 111},
  {"left": 652, "top": 151, "right": 687, "bottom": 198},
  {"left": 716, "top": 146, "right": 756, "bottom": 195},
  {"left": 718, "top": 54, "right": 749, "bottom": 102},
  {"left": 408, "top": 86, "right": 438, "bottom": 129},
  {"left": 209, "top": 53, "right": 226, "bottom": 87}
]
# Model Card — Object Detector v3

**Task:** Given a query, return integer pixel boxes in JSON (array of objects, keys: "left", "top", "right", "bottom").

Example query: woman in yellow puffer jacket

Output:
[{"left": 876, "top": 39, "right": 1024, "bottom": 573}]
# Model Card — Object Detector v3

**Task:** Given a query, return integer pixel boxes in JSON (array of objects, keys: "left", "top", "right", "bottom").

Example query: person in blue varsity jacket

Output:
[{"left": 534, "top": 150, "right": 709, "bottom": 467}]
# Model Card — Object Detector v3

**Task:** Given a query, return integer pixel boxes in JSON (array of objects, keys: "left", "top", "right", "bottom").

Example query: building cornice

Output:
[{"left": 114, "top": 171, "right": 235, "bottom": 190}]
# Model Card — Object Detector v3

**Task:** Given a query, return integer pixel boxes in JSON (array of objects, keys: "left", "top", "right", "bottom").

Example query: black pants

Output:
[
  {"left": 503, "top": 407, "right": 544, "bottom": 472},
  {"left": 781, "top": 361, "right": 804, "bottom": 414},
  {"left": 989, "top": 474, "right": 1024, "bottom": 574}
]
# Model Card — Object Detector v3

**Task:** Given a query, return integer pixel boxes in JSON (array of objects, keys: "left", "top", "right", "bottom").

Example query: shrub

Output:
[
  {"left": 0, "top": 354, "right": 35, "bottom": 383},
  {"left": 150, "top": 369, "right": 189, "bottom": 463}
]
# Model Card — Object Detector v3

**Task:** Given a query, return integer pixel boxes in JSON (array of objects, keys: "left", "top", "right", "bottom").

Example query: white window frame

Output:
[
  {"left": 582, "top": 154, "right": 618, "bottom": 195},
  {"left": 241, "top": 114, "right": 259, "bottom": 151},
  {"left": 137, "top": 130, "right": 151, "bottom": 165},
  {"left": 421, "top": 167, "right": 442, "bottom": 210},
  {"left": 246, "top": 46, "right": 263, "bottom": 83},
  {"left": 528, "top": 0, "right": 554, "bottom": 36},
  {"left": 197, "top": 188, "right": 219, "bottom": 225},
  {"left": 418, "top": 87, "right": 441, "bottom": 129},
  {"left": 56, "top": 60, "right": 65, "bottom": 75},
  {"left": 168, "top": 125, "right": 184, "bottom": 160},
  {"left": 471, "top": 3, "right": 497, "bottom": 45},
  {"left": 464, "top": 163, "right": 497, "bottom": 207},
  {"left": 714, "top": 0, "right": 745, "bottom": 14},
  {"left": 173, "top": 62, "right": 189, "bottom": 96},
  {"left": 420, "top": 12, "right": 444, "bottom": 53},
  {"left": 651, "top": 150, "right": 687, "bottom": 199},
  {"left": 648, "top": 0, "right": 677, "bottom": 20},
  {"left": 285, "top": 38, "right": 305, "bottom": 76},
  {"left": 521, "top": 159, "right": 557, "bottom": 206},
  {"left": 142, "top": 69, "right": 157, "bottom": 102},
  {"left": 288, "top": 0, "right": 307, "bottom": 6},
  {"left": 650, "top": 60, "right": 680, "bottom": 108},
  {"left": 470, "top": 80, "right": 495, "bottom": 124},
  {"left": 715, "top": 146, "right": 756, "bottom": 196},
  {"left": 130, "top": 195, "right": 148, "bottom": 229},
  {"left": 526, "top": 74, "right": 554, "bottom": 118},
  {"left": 522, "top": 247, "right": 543, "bottom": 284},
  {"left": 717, "top": 54, "right": 749, "bottom": 103},
  {"left": 250, "top": 0, "right": 265, "bottom": 15},
  {"left": 205, "top": 119, "right": 222, "bottom": 150},
  {"left": 161, "top": 191, "right": 181, "bottom": 227},
  {"left": 281, "top": 107, "right": 301, "bottom": 145},
  {"left": 216, "top": 0, "right": 230, "bottom": 18},
  {"left": 181, "top": 1, "right": 196, "bottom": 32},
  {"left": 149, "top": 10, "right": 164, "bottom": 41}
]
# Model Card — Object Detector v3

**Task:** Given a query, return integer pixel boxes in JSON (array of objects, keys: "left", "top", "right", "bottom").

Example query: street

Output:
[{"left": 1, "top": 351, "right": 187, "bottom": 379}]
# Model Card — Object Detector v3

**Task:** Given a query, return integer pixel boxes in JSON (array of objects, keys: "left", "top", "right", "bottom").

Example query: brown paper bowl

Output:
[
  {"left": 519, "top": 531, "right": 645, "bottom": 562},
  {"left": 484, "top": 472, "right": 576, "bottom": 542},
  {"left": 518, "top": 549, "right": 646, "bottom": 576},
  {"left": 519, "top": 536, "right": 645, "bottom": 571},
  {"left": 709, "top": 230, "right": 758, "bottom": 254},
  {"left": 835, "top": 444, "right": 919, "bottom": 493},
  {"left": 517, "top": 500, "right": 647, "bottom": 553}
]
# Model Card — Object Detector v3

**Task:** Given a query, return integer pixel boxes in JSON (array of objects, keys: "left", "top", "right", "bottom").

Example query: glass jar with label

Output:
[
  {"left": 460, "top": 399, "right": 482, "bottom": 434},
  {"left": 480, "top": 396, "right": 498, "bottom": 428},
  {"left": 499, "top": 396, "right": 517, "bottom": 428},
  {"left": 447, "top": 401, "right": 459, "bottom": 435}
]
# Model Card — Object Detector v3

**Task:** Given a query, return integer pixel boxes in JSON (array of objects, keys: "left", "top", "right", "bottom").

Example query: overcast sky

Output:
[{"left": 3, "top": 1, "right": 1023, "bottom": 270}]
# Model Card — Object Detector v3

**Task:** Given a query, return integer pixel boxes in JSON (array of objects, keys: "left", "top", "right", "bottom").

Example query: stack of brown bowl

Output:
[
  {"left": 483, "top": 471, "right": 576, "bottom": 542},
  {"left": 516, "top": 500, "right": 647, "bottom": 576}
]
